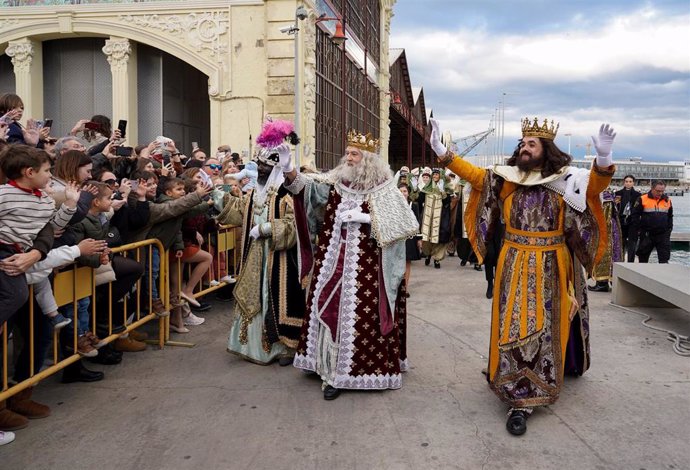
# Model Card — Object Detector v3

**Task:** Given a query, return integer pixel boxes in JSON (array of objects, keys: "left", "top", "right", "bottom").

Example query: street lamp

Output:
[
  {"left": 564, "top": 133, "right": 572, "bottom": 156},
  {"left": 315, "top": 13, "right": 347, "bottom": 46}
]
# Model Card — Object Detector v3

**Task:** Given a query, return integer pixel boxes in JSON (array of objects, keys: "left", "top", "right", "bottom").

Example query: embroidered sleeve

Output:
[
  {"left": 270, "top": 196, "right": 297, "bottom": 251},
  {"left": 216, "top": 192, "right": 247, "bottom": 227}
]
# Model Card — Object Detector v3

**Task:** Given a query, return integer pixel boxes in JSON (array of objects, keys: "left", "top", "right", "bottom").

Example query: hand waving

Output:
[
  {"left": 64, "top": 181, "right": 81, "bottom": 208},
  {"left": 429, "top": 119, "right": 448, "bottom": 157},
  {"left": 591, "top": 123, "right": 616, "bottom": 157},
  {"left": 276, "top": 143, "right": 293, "bottom": 172}
]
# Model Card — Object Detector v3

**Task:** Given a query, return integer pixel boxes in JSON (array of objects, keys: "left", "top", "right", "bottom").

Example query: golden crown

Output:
[
  {"left": 346, "top": 129, "right": 380, "bottom": 153},
  {"left": 521, "top": 117, "right": 559, "bottom": 140}
]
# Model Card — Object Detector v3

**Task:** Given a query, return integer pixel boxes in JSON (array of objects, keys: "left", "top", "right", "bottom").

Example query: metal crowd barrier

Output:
[
  {"left": 184, "top": 223, "right": 239, "bottom": 300},
  {"left": 0, "top": 239, "right": 167, "bottom": 402},
  {"left": 1, "top": 222, "right": 241, "bottom": 401}
]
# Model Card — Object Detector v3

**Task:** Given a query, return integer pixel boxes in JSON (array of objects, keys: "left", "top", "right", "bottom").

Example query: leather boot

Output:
[
  {"left": 114, "top": 336, "right": 147, "bottom": 352},
  {"left": 0, "top": 400, "right": 29, "bottom": 431},
  {"left": 7, "top": 387, "right": 51, "bottom": 419}
]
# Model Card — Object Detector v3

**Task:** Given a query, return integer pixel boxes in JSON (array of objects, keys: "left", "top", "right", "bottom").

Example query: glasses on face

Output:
[
  {"left": 103, "top": 179, "right": 118, "bottom": 187},
  {"left": 205, "top": 164, "right": 222, "bottom": 171}
]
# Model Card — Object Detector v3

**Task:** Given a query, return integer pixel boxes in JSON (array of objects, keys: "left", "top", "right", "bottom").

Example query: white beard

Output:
[{"left": 328, "top": 153, "right": 393, "bottom": 190}]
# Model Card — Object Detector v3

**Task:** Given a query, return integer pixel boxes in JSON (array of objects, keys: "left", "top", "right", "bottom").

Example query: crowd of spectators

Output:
[{"left": 0, "top": 92, "right": 251, "bottom": 445}]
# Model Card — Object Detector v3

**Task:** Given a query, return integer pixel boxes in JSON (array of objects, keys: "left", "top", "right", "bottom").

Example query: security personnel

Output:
[{"left": 630, "top": 180, "right": 673, "bottom": 263}]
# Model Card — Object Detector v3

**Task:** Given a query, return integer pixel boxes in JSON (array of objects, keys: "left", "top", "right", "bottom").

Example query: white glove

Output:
[
  {"left": 591, "top": 123, "right": 616, "bottom": 167},
  {"left": 249, "top": 225, "right": 261, "bottom": 239},
  {"left": 429, "top": 118, "right": 448, "bottom": 157},
  {"left": 276, "top": 143, "right": 293, "bottom": 172},
  {"left": 339, "top": 209, "right": 371, "bottom": 225}
]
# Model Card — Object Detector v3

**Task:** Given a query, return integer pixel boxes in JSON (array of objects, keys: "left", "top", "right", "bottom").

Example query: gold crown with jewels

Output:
[
  {"left": 521, "top": 117, "right": 559, "bottom": 140},
  {"left": 346, "top": 129, "right": 380, "bottom": 153}
]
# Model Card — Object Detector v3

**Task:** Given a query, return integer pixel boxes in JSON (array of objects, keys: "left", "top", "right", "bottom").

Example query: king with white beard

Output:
[{"left": 281, "top": 130, "right": 419, "bottom": 400}]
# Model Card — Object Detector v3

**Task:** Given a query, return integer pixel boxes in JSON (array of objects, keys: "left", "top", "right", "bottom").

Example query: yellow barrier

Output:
[
  {"left": 184, "top": 224, "right": 239, "bottom": 300},
  {"left": 0, "top": 239, "right": 168, "bottom": 402}
]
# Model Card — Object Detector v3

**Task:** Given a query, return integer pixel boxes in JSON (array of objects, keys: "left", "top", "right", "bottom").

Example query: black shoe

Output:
[
  {"left": 192, "top": 301, "right": 212, "bottom": 312},
  {"left": 278, "top": 356, "right": 294, "bottom": 367},
  {"left": 486, "top": 284, "right": 493, "bottom": 299},
  {"left": 323, "top": 385, "right": 341, "bottom": 400},
  {"left": 448, "top": 252, "right": 456, "bottom": 257},
  {"left": 88, "top": 345, "right": 122, "bottom": 365},
  {"left": 587, "top": 284, "right": 609, "bottom": 293},
  {"left": 506, "top": 410, "right": 528, "bottom": 436},
  {"left": 61, "top": 362, "right": 105, "bottom": 383},
  {"left": 215, "top": 285, "right": 234, "bottom": 302},
  {"left": 434, "top": 260, "right": 441, "bottom": 269},
  {"left": 405, "top": 292, "right": 410, "bottom": 298},
  {"left": 460, "top": 260, "right": 468, "bottom": 266},
  {"left": 474, "top": 264, "right": 482, "bottom": 271},
  {"left": 424, "top": 256, "right": 431, "bottom": 266}
]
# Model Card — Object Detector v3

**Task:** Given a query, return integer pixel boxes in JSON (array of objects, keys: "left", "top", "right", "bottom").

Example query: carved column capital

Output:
[
  {"left": 6, "top": 39, "right": 34, "bottom": 73},
  {"left": 102, "top": 38, "right": 132, "bottom": 71}
]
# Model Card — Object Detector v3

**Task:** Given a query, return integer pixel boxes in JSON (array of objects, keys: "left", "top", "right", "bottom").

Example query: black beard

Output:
[{"left": 516, "top": 153, "right": 542, "bottom": 172}]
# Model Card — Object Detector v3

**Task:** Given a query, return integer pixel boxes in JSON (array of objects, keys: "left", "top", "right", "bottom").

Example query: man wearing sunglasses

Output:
[{"left": 202, "top": 158, "right": 222, "bottom": 180}]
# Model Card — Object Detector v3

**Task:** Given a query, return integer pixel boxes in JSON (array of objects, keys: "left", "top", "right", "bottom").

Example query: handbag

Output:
[{"left": 94, "top": 262, "right": 117, "bottom": 286}]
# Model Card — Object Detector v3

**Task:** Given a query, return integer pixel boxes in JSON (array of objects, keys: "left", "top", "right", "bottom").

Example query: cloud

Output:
[
  {"left": 390, "top": 3, "right": 690, "bottom": 161},
  {"left": 392, "top": 7, "right": 690, "bottom": 91}
]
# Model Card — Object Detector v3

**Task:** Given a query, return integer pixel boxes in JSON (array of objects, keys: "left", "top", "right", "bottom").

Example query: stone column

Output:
[
  {"left": 5, "top": 37, "right": 43, "bottom": 122},
  {"left": 102, "top": 37, "right": 137, "bottom": 144}
]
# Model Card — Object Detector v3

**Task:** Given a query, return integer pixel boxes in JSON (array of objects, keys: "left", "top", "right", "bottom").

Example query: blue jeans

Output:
[
  {"left": 145, "top": 247, "right": 161, "bottom": 300},
  {"left": 62, "top": 297, "right": 91, "bottom": 336}
]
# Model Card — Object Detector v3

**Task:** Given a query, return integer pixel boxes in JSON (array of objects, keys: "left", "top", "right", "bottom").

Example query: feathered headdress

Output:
[{"left": 256, "top": 117, "right": 300, "bottom": 149}]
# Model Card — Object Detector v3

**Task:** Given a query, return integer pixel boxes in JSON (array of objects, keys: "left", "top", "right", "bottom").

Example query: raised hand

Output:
[
  {"left": 195, "top": 181, "right": 213, "bottom": 197},
  {"left": 70, "top": 119, "right": 89, "bottom": 135},
  {"left": 82, "top": 183, "right": 99, "bottom": 197},
  {"left": 591, "top": 123, "right": 616, "bottom": 157},
  {"left": 135, "top": 179, "right": 148, "bottom": 199},
  {"left": 276, "top": 143, "right": 293, "bottom": 172},
  {"left": 22, "top": 119, "right": 40, "bottom": 146},
  {"left": 120, "top": 179, "right": 132, "bottom": 199},
  {"left": 64, "top": 181, "right": 81, "bottom": 208},
  {"left": 429, "top": 119, "right": 448, "bottom": 157}
]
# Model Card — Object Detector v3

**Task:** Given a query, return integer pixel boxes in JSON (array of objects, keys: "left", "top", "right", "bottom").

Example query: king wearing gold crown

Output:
[
  {"left": 278, "top": 129, "right": 419, "bottom": 400},
  {"left": 430, "top": 117, "right": 617, "bottom": 436}
]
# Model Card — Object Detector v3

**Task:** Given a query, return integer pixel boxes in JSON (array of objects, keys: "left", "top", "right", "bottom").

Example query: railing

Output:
[
  {"left": 1, "top": 224, "right": 240, "bottom": 402},
  {"left": 1, "top": 239, "right": 167, "bottom": 402}
]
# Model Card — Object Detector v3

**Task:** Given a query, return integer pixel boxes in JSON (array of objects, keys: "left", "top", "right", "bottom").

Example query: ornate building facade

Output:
[{"left": 0, "top": 0, "right": 396, "bottom": 168}]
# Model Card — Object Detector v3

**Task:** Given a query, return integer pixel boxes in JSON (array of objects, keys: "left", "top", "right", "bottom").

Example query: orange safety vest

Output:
[{"left": 640, "top": 194, "right": 672, "bottom": 213}]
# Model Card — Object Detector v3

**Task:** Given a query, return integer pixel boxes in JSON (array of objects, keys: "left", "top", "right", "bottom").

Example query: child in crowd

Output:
[
  {"left": 70, "top": 181, "right": 146, "bottom": 354},
  {"left": 124, "top": 171, "right": 212, "bottom": 318},
  {"left": 148, "top": 177, "right": 212, "bottom": 332},
  {"left": 0, "top": 145, "right": 78, "bottom": 329}
]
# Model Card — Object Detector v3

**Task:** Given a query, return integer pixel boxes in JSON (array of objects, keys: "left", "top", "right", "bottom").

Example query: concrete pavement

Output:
[{"left": 2, "top": 258, "right": 689, "bottom": 470}]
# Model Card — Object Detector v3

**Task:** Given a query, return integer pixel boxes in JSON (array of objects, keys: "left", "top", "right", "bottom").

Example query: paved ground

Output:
[{"left": 3, "top": 258, "right": 689, "bottom": 470}]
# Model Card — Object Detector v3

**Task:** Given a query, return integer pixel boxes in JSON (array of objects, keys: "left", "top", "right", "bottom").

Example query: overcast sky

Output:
[{"left": 390, "top": 0, "right": 690, "bottom": 161}]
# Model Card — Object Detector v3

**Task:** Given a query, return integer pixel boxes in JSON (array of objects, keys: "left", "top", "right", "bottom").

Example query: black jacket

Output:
[
  {"left": 630, "top": 191, "right": 673, "bottom": 238},
  {"left": 614, "top": 187, "right": 641, "bottom": 226}
]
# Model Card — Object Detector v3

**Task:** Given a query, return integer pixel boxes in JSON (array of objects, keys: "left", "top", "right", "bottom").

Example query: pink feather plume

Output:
[{"left": 256, "top": 119, "right": 294, "bottom": 148}]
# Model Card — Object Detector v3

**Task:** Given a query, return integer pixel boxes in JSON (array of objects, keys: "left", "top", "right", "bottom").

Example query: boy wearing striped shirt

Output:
[{"left": 0, "top": 145, "right": 78, "bottom": 327}]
